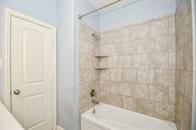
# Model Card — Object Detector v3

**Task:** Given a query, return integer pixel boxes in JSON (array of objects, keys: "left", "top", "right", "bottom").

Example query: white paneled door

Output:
[{"left": 9, "top": 12, "right": 56, "bottom": 130}]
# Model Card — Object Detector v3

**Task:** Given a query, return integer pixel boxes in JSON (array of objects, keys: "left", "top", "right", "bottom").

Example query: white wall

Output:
[
  {"left": 75, "top": 0, "right": 99, "bottom": 30},
  {"left": 0, "top": 0, "right": 58, "bottom": 26},
  {"left": 57, "top": 1, "right": 75, "bottom": 129},
  {"left": 99, "top": 0, "right": 176, "bottom": 32},
  {"left": 176, "top": 0, "right": 181, "bottom": 6},
  {"left": 57, "top": 0, "right": 98, "bottom": 130},
  {"left": 0, "top": 0, "right": 66, "bottom": 128},
  {"left": 72, "top": 1, "right": 98, "bottom": 130},
  {"left": 0, "top": 1, "right": 98, "bottom": 130}
]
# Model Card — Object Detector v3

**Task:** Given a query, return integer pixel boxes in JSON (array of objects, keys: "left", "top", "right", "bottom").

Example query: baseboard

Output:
[{"left": 56, "top": 125, "right": 64, "bottom": 130}]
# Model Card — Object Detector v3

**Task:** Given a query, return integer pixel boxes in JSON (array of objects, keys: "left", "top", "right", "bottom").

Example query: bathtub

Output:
[{"left": 81, "top": 103, "right": 177, "bottom": 130}]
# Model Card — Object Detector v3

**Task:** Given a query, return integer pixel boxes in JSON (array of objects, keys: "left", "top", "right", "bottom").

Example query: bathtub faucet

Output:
[{"left": 92, "top": 99, "right": 100, "bottom": 105}]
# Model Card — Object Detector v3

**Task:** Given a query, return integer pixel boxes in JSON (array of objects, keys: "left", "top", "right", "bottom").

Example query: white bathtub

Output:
[{"left": 81, "top": 103, "right": 176, "bottom": 130}]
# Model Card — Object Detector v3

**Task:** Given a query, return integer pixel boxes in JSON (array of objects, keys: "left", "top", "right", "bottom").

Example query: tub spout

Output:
[{"left": 92, "top": 99, "right": 99, "bottom": 105}]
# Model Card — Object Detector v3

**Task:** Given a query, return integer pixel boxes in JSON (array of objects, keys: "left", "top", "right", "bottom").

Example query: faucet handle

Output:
[{"left": 90, "top": 89, "right": 96, "bottom": 97}]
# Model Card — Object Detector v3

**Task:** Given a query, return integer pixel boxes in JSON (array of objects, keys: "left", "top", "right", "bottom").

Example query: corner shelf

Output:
[
  {"left": 94, "top": 54, "right": 109, "bottom": 70},
  {"left": 94, "top": 55, "right": 108, "bottom": 58},
  {"left": 94, "top": 67, "right": 108, "bottom": 70}
]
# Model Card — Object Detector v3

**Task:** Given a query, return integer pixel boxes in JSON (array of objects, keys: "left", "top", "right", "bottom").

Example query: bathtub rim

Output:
[{"left": 81, "top": 103, "right": 177, "bottom": 130}]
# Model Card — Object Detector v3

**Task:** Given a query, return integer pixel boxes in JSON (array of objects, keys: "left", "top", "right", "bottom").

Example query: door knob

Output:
[{"left": 13, "top": 89, "right": 20, "bottom": 95}]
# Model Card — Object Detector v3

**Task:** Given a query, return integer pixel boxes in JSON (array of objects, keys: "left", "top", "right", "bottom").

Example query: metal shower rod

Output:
[{"left": 78, "top": 0, "right": 123, "bottom": 19}]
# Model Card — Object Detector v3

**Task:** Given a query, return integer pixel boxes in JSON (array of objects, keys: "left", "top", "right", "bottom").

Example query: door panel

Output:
[
  {"left": 23, "top": 29, "right": 45, "bottom": 84},
  {"left": 23, "top": 93, "right": 45, "bottom": 127},
  {"left": 11, "top": 16, "right": 54, "bottom": 130}
]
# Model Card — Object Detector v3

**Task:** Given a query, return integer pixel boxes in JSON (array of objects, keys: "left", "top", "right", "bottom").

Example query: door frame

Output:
[{"left": 2, "top": 7, "right": 57, "bottom": 130}]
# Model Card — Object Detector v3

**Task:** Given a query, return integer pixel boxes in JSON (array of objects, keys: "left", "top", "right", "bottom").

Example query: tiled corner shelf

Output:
[
  {"left": 94, "top": 55, "right": 108, "bottom": 58},
  {"left": 94, "top": 67, "right": 108, "bottom": 70},
  {"left": 94, "top": 54, "right": 109, "bottom": 70}
]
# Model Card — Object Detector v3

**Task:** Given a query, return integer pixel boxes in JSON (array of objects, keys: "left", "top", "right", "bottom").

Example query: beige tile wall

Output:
[
  {"left": 79, "top": 3, "right": 194, "bottom": 128},
  {"left": 99, "top": 14, "right": 176, "bottom": 122},
  {"left": 175, "top": 0, "right": 193, "bottom": 129},
  {"left": 79, "top": 23, "right": 99, "bottom": 114},
  {"left": 79, "top": 14, "right": 177, "bottom": 123}
]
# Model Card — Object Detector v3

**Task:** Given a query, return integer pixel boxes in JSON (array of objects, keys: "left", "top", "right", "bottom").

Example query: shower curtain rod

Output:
[{"left": 78, "top": 0, "right": 123, "bottom": 19}]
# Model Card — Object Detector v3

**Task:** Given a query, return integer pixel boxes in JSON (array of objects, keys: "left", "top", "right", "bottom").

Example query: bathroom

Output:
[{"left": 0, "top": 0, "right": 195, "bottom": 130}]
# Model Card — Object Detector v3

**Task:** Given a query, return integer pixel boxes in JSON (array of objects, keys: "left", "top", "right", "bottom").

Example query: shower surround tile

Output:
[
  {"left": 131, "top": 23, "right": 149, "bottom": 40},
  {"left": 79, "top": 23, "right": 100, "bottom": 114},
  {"left": 123, "top": 96, "right": 137, "bottom": 111},
  {"left": 79, "top": 14, "right": 176, "bottom": 124},
  {"left": 155, "top": 102, "right": 175, "bottom": 121},
  {"left": 154, "top": 35, "right": 176, "bottom": 52},
  {"left": 132, "top": 84, "right": 149, "bottom": 99},
  {"left": 154, "top": 69, "right": 175, "bottom": 87},
  {"left": 149, "top": 17, "right": 169, "bottom": 37},
  {"left": 137, "top": 38, "right": 154, "bottom": 54},
  {"left": 110, "top": 69, "right": 123, "bottom": 81},
  {"left": 99, "top": 14, "right": 176, "bottom": 122},
  {"left": 122, "top": 69, "right": 137, "bottom": 82},
  {"left": 169, "top": 53, "right": 176, "bottom": 69},
  {"left": 137, "top": 99, "right": 155, "bottom": 116},
  {"left": 148, "top": 53, "right": 169, "bottom": 69},
  {"left": 175, "top": 0, "right": 193, "bottom": 129},
  {"left": 137, "top": 69, "right": 155, "bottom": 84},
  {"left": 122, "top": 40, "right": 137, "bottom": 55},
  {"left": 120, "top": 56, "right": 132, "bottom": 68},
  {"left": 132, "top": 54, "right": 149, "bottom": 69},
  {"left": 149, "top": 85, "right": 169, "bottom": 103}
]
